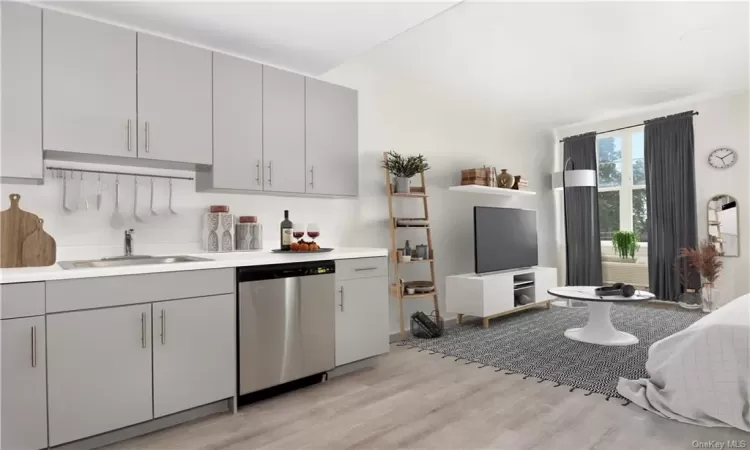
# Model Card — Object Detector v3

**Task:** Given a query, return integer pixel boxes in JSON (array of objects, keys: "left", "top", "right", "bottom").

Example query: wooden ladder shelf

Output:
[{"left": 383, "top": 152, "right": 440, "bottom": 339}]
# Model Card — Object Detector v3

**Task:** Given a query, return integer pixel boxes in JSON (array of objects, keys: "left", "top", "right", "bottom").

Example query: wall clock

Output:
[{"left": 708, "top": 148, "right": 737, "bottom": 169}]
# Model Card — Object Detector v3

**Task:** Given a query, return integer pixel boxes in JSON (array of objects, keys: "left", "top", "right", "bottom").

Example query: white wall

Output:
[
  {"left": 554, "top": 91, "right": 750, "bottom": 303},
  {"left": 0, "top": 41, "right": 556, "bottom": 335}
]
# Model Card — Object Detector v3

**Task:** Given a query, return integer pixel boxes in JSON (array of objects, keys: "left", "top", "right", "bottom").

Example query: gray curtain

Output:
[
  {"left": 644, "top": 111, "right": 698, "bottom": 301},
  {"left": 563, "top": 132, "right": 603, "bottom": 286}
]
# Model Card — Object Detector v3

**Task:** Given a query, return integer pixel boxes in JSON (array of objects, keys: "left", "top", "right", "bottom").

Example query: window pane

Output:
[
  {"left": 598, "top": 137, "right": 622, "bottom": 187},
  {"left": 632, "top": 131, "right": 645, "bottom": 186},
  {"left": 598, "top": 191, "right": 620, "bottom": 241},
  {"left": 633, "top": 189, "right": 648, "bottom": 242}
]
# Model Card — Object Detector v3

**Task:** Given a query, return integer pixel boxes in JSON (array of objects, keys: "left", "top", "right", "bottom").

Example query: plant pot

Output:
[
  {"left": 394, "top": 176, "right": 411, "bottom": 193},
  {"left": 701, "top": 283, "right": 720, "bottom": 312}
]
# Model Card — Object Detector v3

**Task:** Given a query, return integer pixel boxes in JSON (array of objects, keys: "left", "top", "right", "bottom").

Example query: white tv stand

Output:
[{"left": 446, "top": 266, "right": 558, "bottom": 328}]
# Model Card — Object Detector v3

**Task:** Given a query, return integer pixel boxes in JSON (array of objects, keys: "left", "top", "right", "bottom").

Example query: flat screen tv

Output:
[{"left": 474, "top": 206, "right": 538, "bottom": 274}]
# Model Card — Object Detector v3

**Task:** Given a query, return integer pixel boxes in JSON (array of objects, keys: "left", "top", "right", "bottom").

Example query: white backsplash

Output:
[{"left": 1, "top": 160, "right": 359, "bottom": 259}]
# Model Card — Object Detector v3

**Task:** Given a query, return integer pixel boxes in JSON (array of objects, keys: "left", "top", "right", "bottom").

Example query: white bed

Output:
[{"left": 617, "top": 293, "right": 750, "bottom": 431}]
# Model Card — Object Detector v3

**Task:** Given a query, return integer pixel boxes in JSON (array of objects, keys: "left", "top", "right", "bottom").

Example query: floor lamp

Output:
[{"left": 552, "top": 159, "right": 597, "bottom": 304}]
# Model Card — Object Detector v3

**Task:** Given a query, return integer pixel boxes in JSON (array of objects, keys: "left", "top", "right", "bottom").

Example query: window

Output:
[{"left": 597, "top": 130, "right": 647, "bottom": 243}]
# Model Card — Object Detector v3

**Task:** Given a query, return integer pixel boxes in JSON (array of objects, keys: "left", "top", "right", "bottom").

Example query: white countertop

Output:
[{"left": 0, "top": 247, "right": 388, "bottom": 284}]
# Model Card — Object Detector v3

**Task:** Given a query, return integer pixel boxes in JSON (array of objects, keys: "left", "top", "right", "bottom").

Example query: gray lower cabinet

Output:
[
  {"left": 153, "top": 294, "right": 235, "bottom": 417},
  {"left": 1, "top": 316, "right": 47, "bottom": 450},
  {"left": 262, "top": 66, "right": 306, "bottom": 194},
  {"left": 47, "top": 304, "right": 154, "bottom": 446},
  {"left": 305, "top": 78, "right": 359, "bottom": 197},
  {"left": 1, "top": 1, "right": 42, "bottom": 182},
  {"left": 137, "top": 33, "right": 212, "bottom": 165},
  {"left": 197, "top": 53, "right": 263, "bottom": 192},
  {"left": 334, "top": 258, "right": 390, "bottom": 366},
  {"left": 42, "top": 9, "right": 137, "bottom": 158}
]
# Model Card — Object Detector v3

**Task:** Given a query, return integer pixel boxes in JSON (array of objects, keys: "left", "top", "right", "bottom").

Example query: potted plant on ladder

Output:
[
  {"left": 382, "top": 151, "right": 431, "bottom": 194},
  {"left": 612, "top": 231, "right": 640, "bottom": 263}
]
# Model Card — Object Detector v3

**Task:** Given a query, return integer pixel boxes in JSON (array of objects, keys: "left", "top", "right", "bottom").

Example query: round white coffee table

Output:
[{"left": 548, "top": 286, "right": 655, "bottom": 346}]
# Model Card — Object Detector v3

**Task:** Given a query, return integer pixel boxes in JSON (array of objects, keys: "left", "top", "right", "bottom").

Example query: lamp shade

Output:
[{"left": 552, "top": 169, "right": 597, "bottom": 190}]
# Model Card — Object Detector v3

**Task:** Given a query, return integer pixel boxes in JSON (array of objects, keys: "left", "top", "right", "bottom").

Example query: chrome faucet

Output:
[{"left": 124, "top": 229, "right": 135, "bottom": 256}]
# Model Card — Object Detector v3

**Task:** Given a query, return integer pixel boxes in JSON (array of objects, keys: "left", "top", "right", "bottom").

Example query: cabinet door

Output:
[
  {"left": 1, "top": 316, "right": 47, "bottom": 450},
  {"left": 153, "top": 295, "right": 234, "bottom": 418},
  {"left": 335, "top": 276, "right": 389, "bottom": 366},
  {"left": 262, "top": 66, "right": 305, "bottom": 193},
  {"left": 210, "top": 53, "right": 263, "bottom": 190},
  {"left": 137, "top": 33, "right": 212, "bottom": 165},
  {"left": 47, "top": 304, "right": 153, "bottom": 446},
  {"left": 1, "top": 1, "right": 42, "bottom": 181},
  {"left": 305, "top": 78, "right": 358, "bottom": 196},
  {"left": 43, "top": 10, "right": 136, "bottom": 157}
]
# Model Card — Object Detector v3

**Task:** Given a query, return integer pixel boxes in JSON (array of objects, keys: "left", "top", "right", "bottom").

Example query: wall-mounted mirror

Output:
[{"left": 708, "top": 194, "right": 739, "bottom": 257}]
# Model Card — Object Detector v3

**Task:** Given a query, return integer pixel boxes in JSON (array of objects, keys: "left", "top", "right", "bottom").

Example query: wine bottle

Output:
[{"left": 280, "top": 210, "right": 293, "bottom": 250}]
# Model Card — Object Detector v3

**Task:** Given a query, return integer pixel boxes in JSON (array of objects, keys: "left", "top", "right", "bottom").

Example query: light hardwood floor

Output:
[{"left": 106, "top": 345, "right": 748, "bottom": 450}]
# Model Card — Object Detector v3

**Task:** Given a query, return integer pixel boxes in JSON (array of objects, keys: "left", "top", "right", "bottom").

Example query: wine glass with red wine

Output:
[
  {"left": 307, "top": 223, "right": 320, "bottom": 243},
  {"left": 292, "top": 224, "right": 305, "bottom": 241}
]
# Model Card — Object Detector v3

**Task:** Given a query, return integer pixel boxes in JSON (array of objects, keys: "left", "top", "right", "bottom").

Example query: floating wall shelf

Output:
[{"left": 448, "top": 185, "right": 536, "bottom": 197}]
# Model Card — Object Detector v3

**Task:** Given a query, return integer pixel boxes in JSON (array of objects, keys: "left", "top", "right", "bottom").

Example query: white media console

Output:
[{"left": 446, "top": 266, "right": 558, "bottom": 328}]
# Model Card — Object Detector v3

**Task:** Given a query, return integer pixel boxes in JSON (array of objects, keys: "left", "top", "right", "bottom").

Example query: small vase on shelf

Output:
[{"left": 498, "top": 169, "right": 514, "bottom": 188}]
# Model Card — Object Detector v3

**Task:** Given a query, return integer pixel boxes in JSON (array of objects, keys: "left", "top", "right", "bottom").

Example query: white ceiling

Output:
[
  {"left": 37, "top": 1, "right": 748, "bottom": 127},
  {"left": 347, "top": 1, "right": 749, "bottom": 127},
  {"left": 37, "top": 1, "right": 459, "bottom": 75}
]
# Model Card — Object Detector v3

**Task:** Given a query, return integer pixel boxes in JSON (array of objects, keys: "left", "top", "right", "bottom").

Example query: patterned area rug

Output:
[{"left": 405, "top": 304, "right": 704, "bottom": 399}]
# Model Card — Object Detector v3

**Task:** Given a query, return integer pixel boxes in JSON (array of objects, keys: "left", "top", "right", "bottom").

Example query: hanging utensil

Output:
[
  {"left": 168, "top": 179, "right": 178, "bottom": 215},
  {"left": 149, "top": 178, "right": 159, "bottom": 216},
  {"left": 110, "top": 175, "right": 125, "bottom": 229},
  {"left": 133, "top": 177, "right": 146, "bottom": 223},
  {"left": 62, "top": 171, "right": 77, "bottom": 213},
  {"left": 80, "top": 171, "right": 89, "bottom": 211},
  {"left": 96, "top": 174, "right": 103, "bottom": 211}
]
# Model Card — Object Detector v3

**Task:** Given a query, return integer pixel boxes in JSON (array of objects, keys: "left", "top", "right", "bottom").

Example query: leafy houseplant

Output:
[
  {"left": 611, "top": 231, "right": 640, "bottom": 261},
  {"left": 681, "top": 240, "right": 724, "bottom": 312},
  {"left": 382, "top": 151, "right": 430, "bottom": 193}
]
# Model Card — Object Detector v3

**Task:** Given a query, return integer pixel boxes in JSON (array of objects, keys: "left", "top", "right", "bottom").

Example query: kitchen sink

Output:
[{"left": 58, "top": 255, "right": 213, "bottom": 270}]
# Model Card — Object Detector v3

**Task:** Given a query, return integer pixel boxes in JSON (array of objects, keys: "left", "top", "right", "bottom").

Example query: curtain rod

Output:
[{"left": 558, "top": 111, "right": 699, "bottom": 143}]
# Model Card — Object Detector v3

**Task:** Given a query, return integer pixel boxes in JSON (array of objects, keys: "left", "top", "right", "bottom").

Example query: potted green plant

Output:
[
  {"left": 611, "top": 231, "right": 640, "bottom": 263},
  {"left": 382, "top": 151, "right": 430, "bottom": 193}
]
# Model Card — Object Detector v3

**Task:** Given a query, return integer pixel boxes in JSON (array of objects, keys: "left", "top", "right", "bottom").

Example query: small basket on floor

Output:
[{"left": 410, "top": 310, "right": 444, "bottom": 338}]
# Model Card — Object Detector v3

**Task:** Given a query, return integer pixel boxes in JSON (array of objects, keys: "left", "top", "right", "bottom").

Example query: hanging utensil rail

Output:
[{"left": 46, "top": 166, "right": 194, "bottom": 181}]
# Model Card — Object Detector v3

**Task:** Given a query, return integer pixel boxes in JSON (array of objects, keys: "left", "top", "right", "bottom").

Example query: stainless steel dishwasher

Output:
[{"left": 237, "top": 260, "right": 335, "bottom": 395}]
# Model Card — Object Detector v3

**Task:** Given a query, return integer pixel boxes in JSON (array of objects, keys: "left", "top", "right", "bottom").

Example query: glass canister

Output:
[{"left": 236, "top": 216, "right": 263, "bottom": 250}]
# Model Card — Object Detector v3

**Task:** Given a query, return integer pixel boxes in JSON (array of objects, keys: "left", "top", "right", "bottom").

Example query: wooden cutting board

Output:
[
  {"left": 1, "top": 194, "right": 43, "bottom": 268},
  {"left": 21, "top": 218, "right": 56, "bottom": 267}
]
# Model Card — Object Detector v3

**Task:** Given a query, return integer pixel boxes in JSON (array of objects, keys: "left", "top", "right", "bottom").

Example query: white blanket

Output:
[{"left": 617, "top": 294, "right": 750, "bottom": 431}]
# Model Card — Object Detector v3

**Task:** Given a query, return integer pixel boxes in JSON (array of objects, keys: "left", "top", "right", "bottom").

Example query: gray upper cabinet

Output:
[
  {"left": 262, "top": 66, "right": 306, "bottom": 194},
  {"left": 197, "top": 53, "right": 263, "bottom": 191},
  {"left": 305, "top": 78, "right": 359, "bottom": 196},
  {"left": 137, "top": 33, "right": 212, "bottom": 165},
  {"left": 43, "top": 10, "right": 136, "bottom": 158},
  {"left": 1, "top": 1, "right": 42, "bottom": 182}
]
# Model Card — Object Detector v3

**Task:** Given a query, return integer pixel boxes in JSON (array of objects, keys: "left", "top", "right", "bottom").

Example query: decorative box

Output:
[
  {"left": 460, "top": 168, "right": 488, "bottom": 186},
  {"left": 203, "top": 213, "right": 235, "bottom": 252}
]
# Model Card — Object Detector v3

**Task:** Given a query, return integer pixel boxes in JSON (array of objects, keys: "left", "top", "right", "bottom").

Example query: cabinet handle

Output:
[
  {"left": 354, "top": 267, "right": 378, "bottom": 272},
  {"left": 141, "top": 312, "right": 147, "bottom": 348},
  {"left": 31, "top": 326, "right": 37, "bottom": 368},
  {"left": 309, "top": 166, "right": 314, "bottom": 189},
  {"left": 160, "top": 309, "right": 166, "bottom": 345},
  {"left": 255, "top": 160, "right": 261, "bottom": 186},
  {"left": 268, "top": 161, "right": 272, "bottom": 186},
  {"left": 145, "top": 122, "right": 150, "bottom": 153},
  {"left": 127, "top": 119, "right": 132, "bottom": 151},
  {"left": 338, "top": 286, "right": 344, "bottom": 312}
]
